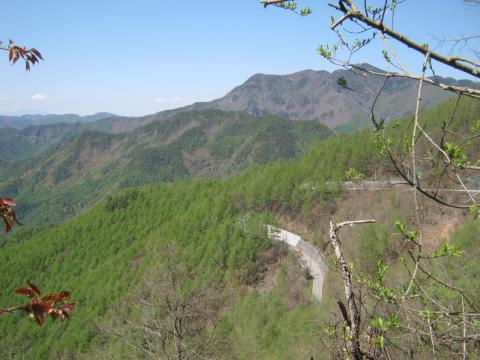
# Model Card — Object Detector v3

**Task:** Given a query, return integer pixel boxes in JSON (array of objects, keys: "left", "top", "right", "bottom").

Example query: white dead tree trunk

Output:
[{"left": 329, "top": 219, "right": 376, "bottom": 359}]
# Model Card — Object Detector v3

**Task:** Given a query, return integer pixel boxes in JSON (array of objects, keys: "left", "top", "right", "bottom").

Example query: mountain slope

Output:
[
  {"left": 0, "top": 109, "right": 332, "bottom": 225},
  {"left": 204, "top": 65, "right": 477, "bottom": 131},
  {"left": 89, "top": 65, "right": 476, "bottom": 134},
  {"left": 0, "top": 123, "right": 84, "bottom": 160},
  {"left": 0, "top": 100, "right": 477, "bottom": 358},
  {"left": 2, "top": 65, "right": 474, "bottom": 138},
  {"left": 0, "top": 113, "right": 119, "bottom": 161},
  {"left": 0, "top": 123, "right": 380, "bottom": 359},
  {"left": 2, "top": 65, "right": 473, "bottom": 149}
]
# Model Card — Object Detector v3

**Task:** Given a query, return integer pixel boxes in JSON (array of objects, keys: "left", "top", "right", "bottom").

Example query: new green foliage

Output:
[
  {"left": 216, "top": 291, "right": 323, "bottom": 359},
  {"left": 0, "top": 121, "right": 381, "bottom": 358},
  {"left": 0, "top": 97, "right": 477, "bottom": 358},
  {"left": 0, "top": 180, "right": 271, "bottom": 359},
  {"left": 0, "top": 109, "right": 333, "bottom": 227}
]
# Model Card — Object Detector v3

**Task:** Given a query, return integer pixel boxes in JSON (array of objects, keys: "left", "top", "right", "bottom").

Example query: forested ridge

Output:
[
  {"left": 0, "top": 96, "right": 478, "bottom": 358},
  {"left": 0, "top": 109, "right": 332, "bottom": 226},
  {"left": 2, "top": 0, "right": 479, "bottom": 358},
  {"left": 0, "top": 121, "right": 376, "bottom": 358}
]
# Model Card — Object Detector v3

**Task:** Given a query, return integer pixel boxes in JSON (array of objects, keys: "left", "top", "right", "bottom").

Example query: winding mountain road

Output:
[
  {"left": 341, "top": 180, "right": 480, "bottom": 193},
  {"left": 264, "top": 180, "right": 480, "bottom": 302},
  {"left": 266, "top": 225, "right": 329, "bottom": 302}
]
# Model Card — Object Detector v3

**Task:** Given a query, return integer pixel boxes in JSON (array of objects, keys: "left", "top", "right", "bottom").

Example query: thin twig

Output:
[
  {"left": 336, "top": 0, "right": 480, "bottom": 77},
  {"left": 404, "top": 53, "right": 429, "bottom": 297}
]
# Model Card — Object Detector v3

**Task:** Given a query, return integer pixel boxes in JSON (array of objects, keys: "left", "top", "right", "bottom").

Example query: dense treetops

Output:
[
  {"left": 0, "top": 96, "right": 477, "bottom": 358},
  {"left": 0, "top": 109, "right": 332, "bottom": 226},
  {"left": 0, "top": 118, "right": 378, "bottom": 358}
]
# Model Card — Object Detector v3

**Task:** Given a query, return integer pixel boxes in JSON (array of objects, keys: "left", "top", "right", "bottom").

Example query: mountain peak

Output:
[{"left": 203, "top": 64, "right": 463, "bottom": 131}]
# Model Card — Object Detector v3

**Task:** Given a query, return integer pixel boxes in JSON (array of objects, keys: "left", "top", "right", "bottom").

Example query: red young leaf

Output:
[
  {"left": 30, "top": 48, "right": 43, "bottom": 60},
  {"left": 2, "top": 214, "right": 13, "bottom": 233},
  {"left": 61, "top": 302, "right": 76, "bottom": 313},
  {"left": 27, "top": 281, "right": 41, "bottom": 296},
  {"left": 15, "top": 287, "right": 36, "bottom": 298},
  {"left": 1, "top": 198, "right": 16, "bottom": 207},
  {"left": 6, "top": 282, "right": 75, "bottom": 326},
  {"left": 56, "top": 303, "right": 76, "bottom": 320},
  {"left": 31, "top": 301, "right": 52, "bottom": 326},
  {"left": 0, "top": 198, "right": 23, "bottom": 232},
  {"left": 57, "top": 291, "right": 70, "bottom": 301},
  {"left": 41, "top": 293, "right": 60, "bottom": 302},
  {"left": 11, "top": 208, "right": 22, "bottom": 225},
  {"left": 32, "top": 299, "right": 52, "bottom": 307},
  {"left": 12, "top": 50, "right": 19, "bottom": 65},
  {"left": 42, "top": 291, "right": 70, "bottom": 303}
]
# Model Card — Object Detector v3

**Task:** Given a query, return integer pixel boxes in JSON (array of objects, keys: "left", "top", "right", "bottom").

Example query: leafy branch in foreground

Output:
[
  {"left": 0, "top": 198, "right": 22, "bottom": 233},
  {"left": 0, "top": 39, "right": 43, "bottom": 71},
  {"left": 0, "top": 281, "right": 76, "bottom": 327},
  {"left": 0, "top": 33, "right": 74, "bottom": 335}
]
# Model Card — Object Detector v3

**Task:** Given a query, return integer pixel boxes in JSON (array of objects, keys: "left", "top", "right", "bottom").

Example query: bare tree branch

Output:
[
  {"left": 329, "top": 219, "right": 376, "bottom": 359},
  {"left": 333, "top": 0, "right": 479, "bottom": 78}
]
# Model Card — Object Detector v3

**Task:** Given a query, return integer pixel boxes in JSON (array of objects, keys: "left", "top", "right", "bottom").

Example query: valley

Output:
[
  {"left": 0, "top": 109, "right": 332, "bottom": 225},
  {"left": 1, "top": 1, "right": 479, "bottom": 357},
  {"left": 0, "top": 91, "right": 478, "bottom": 358}
]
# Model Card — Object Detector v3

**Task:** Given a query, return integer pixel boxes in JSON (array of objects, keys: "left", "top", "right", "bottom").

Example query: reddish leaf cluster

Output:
[
  {"left": 0, "top": 197, "right": 22, "bottom": 233},
  {"left": 1, "top": 40, "right": 43, "bottom": 71},
  {"left": 12, "top": 281, "right": 76, "bottom": 326}
]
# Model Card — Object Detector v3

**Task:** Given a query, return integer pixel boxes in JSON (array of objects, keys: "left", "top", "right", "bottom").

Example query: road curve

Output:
[{"left": 266, "top": 225, "right": 329, "bottom": 302}]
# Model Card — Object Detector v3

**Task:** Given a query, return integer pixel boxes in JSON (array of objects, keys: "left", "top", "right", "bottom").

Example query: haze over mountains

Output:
[
  {"left": 0, "top": 112, "right": 115, "bottom": 129},
  {"left": 0, "top": 64, "right": 475, "bottom": 224},
  {"left": 2, "top": 64, "right": 474, "bottom": 135}
]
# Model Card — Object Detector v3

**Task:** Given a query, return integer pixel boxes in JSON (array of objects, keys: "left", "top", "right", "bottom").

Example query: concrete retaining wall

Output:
[{"left": 267, "top": 225, "right": 329, "bottom": 302}]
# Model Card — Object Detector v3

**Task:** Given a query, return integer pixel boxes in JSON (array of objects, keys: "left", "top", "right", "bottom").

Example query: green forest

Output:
[
  {"left": 0, "top": 109, "right": 332, "bottom": 226},
  {"left": 0, "top": 95, "right": 478, "bottom": 358},
  {"left": 1, "top": 1, "right": 479, "bottom": 359}
]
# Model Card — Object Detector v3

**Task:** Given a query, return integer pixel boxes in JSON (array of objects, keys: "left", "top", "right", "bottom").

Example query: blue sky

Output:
[{"left": 1, "top": 0, "right": 479, "bottom": 116}]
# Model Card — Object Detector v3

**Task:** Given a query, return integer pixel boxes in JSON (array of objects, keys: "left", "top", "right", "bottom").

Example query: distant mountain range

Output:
[
  {"left": 0, "top": 64, "right": 476, "bottom": 223},
  {"left": 200, "top": 64, "right": 477, "bottom": 132},
  {"left": 0, "top": 109, "right": 332, "bottom": 225},
  {"left": 0, "top": 112, "right": 115, "bottom": 129},
  {"left": 0, "top": 122, "right": 84, "bottom": 160},
  {"left": 2, "top": 64, "right": 475, "bottom": 135},
  {"left": 84, "top": 64, "right": 477, "bottom": 133}
]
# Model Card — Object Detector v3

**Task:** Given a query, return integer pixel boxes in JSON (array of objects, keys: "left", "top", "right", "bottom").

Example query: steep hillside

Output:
[
  {"left": 88, "top": 65, "right": 476, "bottom": 134},
  {"left": 0, "top": 125, "right": 380, "bottom": 359},
  {"left": 205, "top": 65, "right": 477, "bottom": 131},
  {"left": 0, "top": 106, "right": 477, "bottom": 358},
  {"left": 0, "top": 109, "right": 332, "bottom": 225},
  {"left": 0, "top": 122, "right": 84, "bottom": 160}
]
